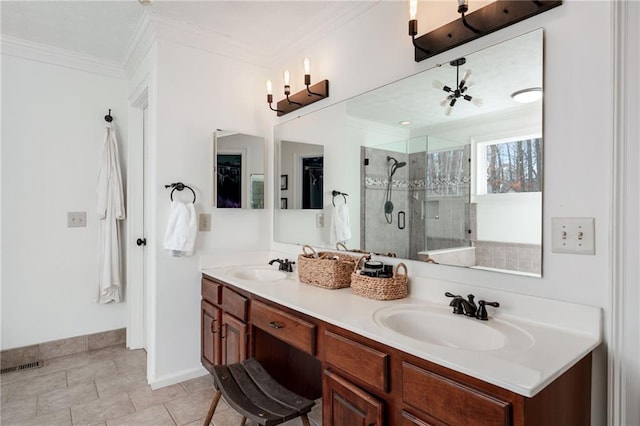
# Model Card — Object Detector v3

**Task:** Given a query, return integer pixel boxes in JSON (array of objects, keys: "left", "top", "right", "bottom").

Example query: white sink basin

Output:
[
  {"left": 373, "top": 304, "right": 534, "bottom": 352},
  {"left": 227, "top": 267, "right": 287, "bottom": 282}
]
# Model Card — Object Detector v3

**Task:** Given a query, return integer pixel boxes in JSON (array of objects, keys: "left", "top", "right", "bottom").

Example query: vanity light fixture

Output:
[
  {"left": 266, "top": 58, "right": 329, "bottom": 117},
  {"left": 433, "top": 57, "right": 482, "bottom": 116},
  {"left": 408, "top": 0, "right": 562, "bottom": 62},
  {"left": 511, "top": 87, "right": 542, "bottom": 103}
]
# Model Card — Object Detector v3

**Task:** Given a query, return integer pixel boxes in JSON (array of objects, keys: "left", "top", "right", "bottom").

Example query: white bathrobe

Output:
[{"left": 96, "top": 125, "right": 125, "bottom": 303}]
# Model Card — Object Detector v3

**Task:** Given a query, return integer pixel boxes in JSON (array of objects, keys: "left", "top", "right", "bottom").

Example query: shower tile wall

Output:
[
  {"left": 408, "top": 151, "right": 426, "bottom": 259},
  {"left": 361, "top": 147, "right": 410, "bottom": 258},
  {"left": 473, "top": 241, "right": 542, "bottom": 274}
]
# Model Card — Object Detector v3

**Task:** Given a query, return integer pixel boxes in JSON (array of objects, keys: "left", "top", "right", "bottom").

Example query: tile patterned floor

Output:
[{"left": 0, "top": 345, "right": 321, "bottom": 425}]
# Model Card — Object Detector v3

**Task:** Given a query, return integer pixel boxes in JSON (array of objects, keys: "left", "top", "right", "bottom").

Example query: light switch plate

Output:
[
  {"left": 67, "top": 212, "right": 87, "bottom": 228},
  {"left": 551, "top": 217, "right": 595, "bottom": 255},
  {"left": 316, "top": 213, "right": 324, "bottom": 228},
  {"left": 199, "top": 213, "right": 211, "bottom": 232}
]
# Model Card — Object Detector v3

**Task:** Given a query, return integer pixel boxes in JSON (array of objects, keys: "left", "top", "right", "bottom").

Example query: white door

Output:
[{"left": 127, "top": 89, "right": 149, "bottom": 350}]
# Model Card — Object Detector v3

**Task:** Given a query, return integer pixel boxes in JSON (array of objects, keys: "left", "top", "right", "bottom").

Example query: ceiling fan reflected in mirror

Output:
[{"left": 433, "top": 57, "right": 482, "bottom": 116}]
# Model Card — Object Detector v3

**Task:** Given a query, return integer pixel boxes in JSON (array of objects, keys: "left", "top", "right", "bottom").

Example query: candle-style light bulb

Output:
[
  {"left": 409, "top": 0, "right": 418, "bottom": 20},
  {"left": 303, "top": 58, "right": 310, "bottom": 75},
  {"left": 283, "top": 70, "right": 290, "bottom": 85},
  {"left": 303, "top": 57, "right": 311, "bottom": 86},
  {"left": 266, "top": 80, "right": 273, "bottom": 95}
]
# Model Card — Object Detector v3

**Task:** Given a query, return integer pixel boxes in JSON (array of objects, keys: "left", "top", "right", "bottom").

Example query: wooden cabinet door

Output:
[
  {"left": 400, "top": 411, "right": 435, "bottom": 426},
  {"left": 323, "top": 370, "right": 383, "bottom": 426},
  {"left": 221, "top": 312, "right": 247, "bottom": 365},
  {"left": 201, "top": 301, "right": 221, "bottom": 370}
]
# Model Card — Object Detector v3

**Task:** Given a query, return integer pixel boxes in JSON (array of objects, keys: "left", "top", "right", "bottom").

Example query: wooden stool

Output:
[{"left": 204, "top": 358, "right": 315, "bottom": 426}]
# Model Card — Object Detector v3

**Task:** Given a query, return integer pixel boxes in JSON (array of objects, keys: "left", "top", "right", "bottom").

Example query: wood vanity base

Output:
[{"left": 201, "top": 275, "right": 592, "bottom": 426}]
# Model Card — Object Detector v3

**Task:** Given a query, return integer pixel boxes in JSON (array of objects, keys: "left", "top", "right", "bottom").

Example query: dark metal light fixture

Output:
[
  {"left": 266, "top": 58, "right": 329, "bottom": 117},
  {"left": 433, "top": 57, "right": 482, "bottom": 116},
  {"left": 408, "top": 0, "right": 562, "bottom": 62}
]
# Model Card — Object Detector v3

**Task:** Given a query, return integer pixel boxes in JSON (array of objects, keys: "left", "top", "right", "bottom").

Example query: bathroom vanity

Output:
[{"left": 200, "top": 265, "right": 600, "bottom": 426}]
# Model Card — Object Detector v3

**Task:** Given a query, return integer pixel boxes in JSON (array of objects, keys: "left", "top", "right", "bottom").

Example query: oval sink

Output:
[
  {"left": 373, "top": 304, "right": 534, "bottom": 352},
  {"left": 227, "top": 267, "right": 287, "bottom": 282}
]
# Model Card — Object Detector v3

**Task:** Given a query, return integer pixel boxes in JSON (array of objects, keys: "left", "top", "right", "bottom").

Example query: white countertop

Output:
[{"left": 201, "top": 259, "right": 601, "bottom": 398}]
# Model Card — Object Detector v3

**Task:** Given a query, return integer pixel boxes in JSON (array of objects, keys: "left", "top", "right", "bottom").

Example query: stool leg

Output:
[
  {"left": 203, "top": 390, "right": 222, "bottom": 426},
  {"left": 240, "top": 417, "right": 247, "bottom": 426},
  {"left": 301, "top": 413, "right": 311, "bottom": 426}
]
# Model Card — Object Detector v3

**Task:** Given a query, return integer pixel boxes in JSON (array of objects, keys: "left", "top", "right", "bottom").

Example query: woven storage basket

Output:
[
  {"left": 351, "top": 257, "right": 408, "bottom": 300},
  {"left": 297, "top": 245, "right": 361, "bottom": 289},
  {"left": 335, "top": 242, "right": 397, "bottom": 258}
]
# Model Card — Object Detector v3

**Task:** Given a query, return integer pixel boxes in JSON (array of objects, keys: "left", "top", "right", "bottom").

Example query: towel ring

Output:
[
  {"left": 332, "top": 190, "right": 348, "bottom": 207},
  {"left": 165, "top": 182, "right": 196, "bottom": 203}
]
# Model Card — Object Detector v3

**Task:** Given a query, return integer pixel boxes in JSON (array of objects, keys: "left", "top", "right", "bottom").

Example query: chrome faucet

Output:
[
  {"left": 268, "top": 258, "right": 295, "bottom": 272},
  {"left": 445, "top": 292, "right": 499, "bottom": 320}
]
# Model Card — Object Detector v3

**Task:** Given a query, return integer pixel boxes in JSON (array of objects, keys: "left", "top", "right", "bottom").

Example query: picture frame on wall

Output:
[
  {"left": 280, "top": 198, "right": 288, "bottom": 209},
  {"left": 280, "top": 175, "right": 288, "bottom": 190}
]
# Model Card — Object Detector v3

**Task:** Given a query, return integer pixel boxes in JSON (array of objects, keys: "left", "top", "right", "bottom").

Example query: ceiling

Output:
[
  {"left": 0, "top": 1, "right": 376, "bottom": 66},
  {"left": 346, "top": 28, "right": 543, "bottom": 132}
]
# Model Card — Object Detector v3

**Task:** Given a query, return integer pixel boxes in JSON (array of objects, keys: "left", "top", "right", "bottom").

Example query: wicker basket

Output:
[
  {"left": 297, "top": 245, "right": 361, "bottom": 289},
  {"left": 350, "top": 257, "right": 408, "bottom": 300}
]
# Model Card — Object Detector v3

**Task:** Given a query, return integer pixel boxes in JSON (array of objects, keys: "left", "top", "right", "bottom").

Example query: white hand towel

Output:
[
  {"left": 163, "top": 201, "right": 197, "bottom": 257},
  {"left": 331, "top": 203, "right": 352, "bottom": 244}
]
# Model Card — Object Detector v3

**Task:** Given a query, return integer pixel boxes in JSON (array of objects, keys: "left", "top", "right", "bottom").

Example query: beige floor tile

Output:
[
  {"left": 39, "top": 352, "right": 90, "bottom": 375},
  {"left": 164, "top": 387, "right": 216, "bottom": 425},
  {"left": 128, "top": 383, "right": 188, "bottom": 411},
  {"left": 94, "top": 368, "right": 147, "bottom": 398},
  {"left": 88, "top": 345, "right": 129, "bottom": 361},
  {"left": 18, "top": 407, "right": 72, "bottom": 426},
  {"left": 106, "top": 404, "right": 176, "bottom": 426},
  {"left": 70, "top": 392, "right": 135, "bottom": 425},
  {"left": 66, "top": 360, "right": 118, "bottom": 387},
  {"left": 112, "top": 349, "right": 147, "bottom": 374},
  {"left": 179, "top": 374, "right": 214, "bottom": 395},
  {"left": 6, "top": 370, "right": 67, "bottom": 402},
  {"left": 185, "top": 404, "right": 245, "bottom": 426},
  {"left": 0, "top": 367, "right": 40, "bottom": 385},
  {"left": 37, "top": 382, "right": 98, "bottom": 416},
  {"left": 0, "top": 396, "right": 37, "bottom": 424}
]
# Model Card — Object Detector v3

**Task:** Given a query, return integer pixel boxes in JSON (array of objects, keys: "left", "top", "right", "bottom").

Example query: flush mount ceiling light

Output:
[
  {"left": 266, "top": 58, "right": 329, "bottom": 117},
  {"left": 408, "top": 0, "right": 562, "bottom": 62},
  {"left": 433, "top": 57, "right": 482, "bottom": 116},
  {"left": 399, "top": 120, "right": 412, "bottom": 126},
  {"left": 511, "top": 87, "right": 543, "bottom": 103}
]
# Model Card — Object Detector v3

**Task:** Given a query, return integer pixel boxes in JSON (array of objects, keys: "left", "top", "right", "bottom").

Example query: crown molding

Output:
[
  {"left": 147, "top": 14, "right": 264, "bottom": 67},
  {"left": 0, "top": 35, "right": 125, "bottom": 79},
  {"left": 122, "top": 12, "right": 156, "bottom": 78}
]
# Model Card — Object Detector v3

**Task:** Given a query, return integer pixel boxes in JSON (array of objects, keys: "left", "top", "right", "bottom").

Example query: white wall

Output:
[
  {"left": 148, "top": 38, "right": 272, "bottom": 385},
  {"left": 270, "top": 1, "right": 612, "bottom": 423},
  {"left": 1, "top": 53, "right": 128, "bottom": 349}
]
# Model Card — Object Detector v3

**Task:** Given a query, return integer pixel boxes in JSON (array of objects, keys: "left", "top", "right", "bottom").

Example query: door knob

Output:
[{"left": 136, "top": 238, "right": 147, "bottom": 246}]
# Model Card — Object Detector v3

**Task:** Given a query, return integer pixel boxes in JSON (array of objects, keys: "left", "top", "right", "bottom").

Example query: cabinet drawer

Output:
[
  {"left": 251, "top": 300, "right": 316, "bottom": 355},
  {"left": 324, "top": 331, "right": 389, "bottom": 392},
  {"left": 222, "top": 286, "right": 248, "bottom": 321},
  {"left": 201, "top": 278, "right": 221, "bottom": 304},
  {"left": 402, "top": 362, "right": 511, "bottom": 426}
]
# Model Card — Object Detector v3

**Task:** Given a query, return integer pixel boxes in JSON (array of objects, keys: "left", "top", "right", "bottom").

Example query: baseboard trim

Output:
[{"left": 149, "top": 365, "right": 209, "bottom": 390}]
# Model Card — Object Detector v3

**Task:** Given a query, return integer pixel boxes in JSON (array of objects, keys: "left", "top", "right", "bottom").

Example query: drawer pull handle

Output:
[{"left": 269, "top": 321, "right": 285, "bottom": 329}]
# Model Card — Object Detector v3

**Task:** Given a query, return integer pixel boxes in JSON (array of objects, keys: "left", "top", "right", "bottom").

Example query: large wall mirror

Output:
[
  {"left": 213, "top": 130, "right": 265, "bottom": 209},
  {"left": 274, "top": 29, "right": 543, "bottom": 277}
]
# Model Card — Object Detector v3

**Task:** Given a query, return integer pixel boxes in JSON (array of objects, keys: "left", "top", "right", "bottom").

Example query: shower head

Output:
[
  {"left": 387, "top": 155, "right": 407, "bottom": 168},
  {"left": 387, "top": 155, "right": 407, "bottom": 177}
]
